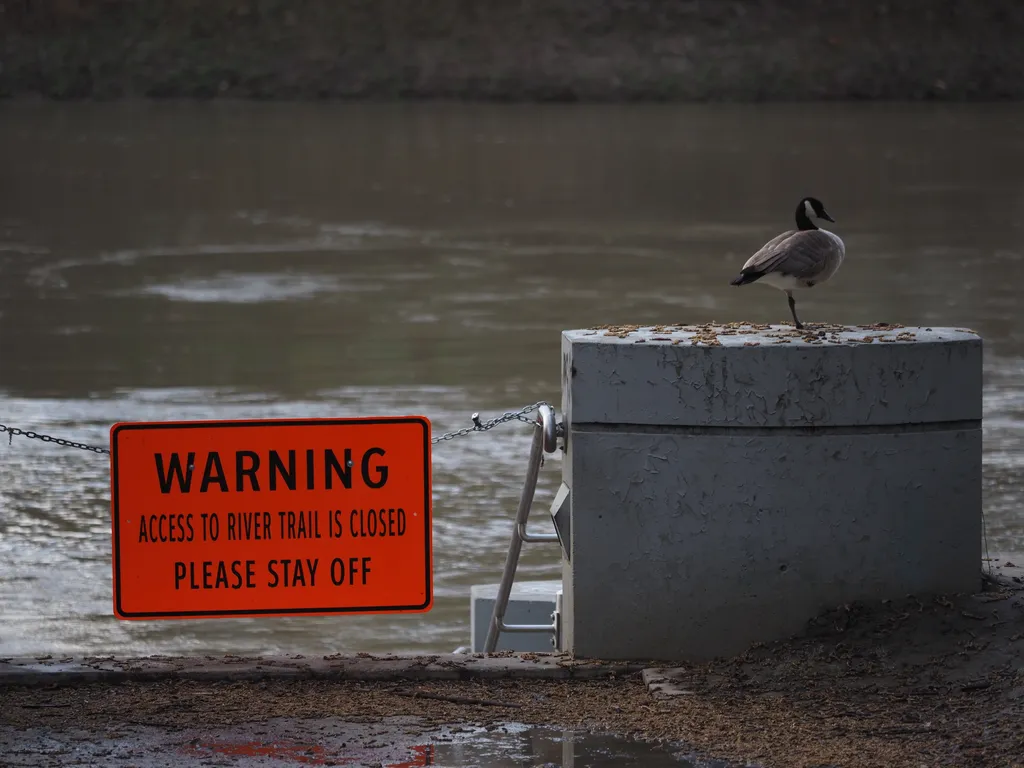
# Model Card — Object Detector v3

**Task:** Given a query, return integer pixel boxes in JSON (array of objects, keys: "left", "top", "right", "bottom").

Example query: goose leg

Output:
[{"left": 786, "top": 291, "right": 803, "bottom": 330}]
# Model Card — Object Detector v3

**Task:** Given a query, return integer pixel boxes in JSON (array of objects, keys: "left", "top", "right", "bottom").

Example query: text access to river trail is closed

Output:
[{"left": 109, "top": 417, "right": 433, "bottom": 620}]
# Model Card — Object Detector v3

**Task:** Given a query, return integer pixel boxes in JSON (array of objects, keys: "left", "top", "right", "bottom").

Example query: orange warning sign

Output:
[{"left": 109, "top": 417, "right": 432, "bottom": 620}]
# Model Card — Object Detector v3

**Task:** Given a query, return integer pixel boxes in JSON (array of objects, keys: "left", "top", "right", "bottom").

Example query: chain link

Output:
[
  {"left": 0, "top": 402, "right": 553, "bottom": 457},
  {"left": 0, "top": 424, "right": 110, "bottom": 454},
  {"left": 429, "top": 401, "right": 551, "bottom": 444}
]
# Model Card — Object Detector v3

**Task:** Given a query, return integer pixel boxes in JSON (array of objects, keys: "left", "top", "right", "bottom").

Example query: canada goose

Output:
[{"left": 729, "top": 197, "right": 845, "bottom": 329}]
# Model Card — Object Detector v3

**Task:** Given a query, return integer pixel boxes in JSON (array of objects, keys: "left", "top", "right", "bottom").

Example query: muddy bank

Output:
[
  {"left": 3, "top": 563, "right": 1022, "bottom": 767},
  {"left": 2, "top": 0, "right": 1023, "bottom": 101}
]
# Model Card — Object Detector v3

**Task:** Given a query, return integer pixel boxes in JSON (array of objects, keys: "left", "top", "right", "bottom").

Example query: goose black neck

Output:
[{"left": 795, "top": 206, "right": 818, "bottom": 231}]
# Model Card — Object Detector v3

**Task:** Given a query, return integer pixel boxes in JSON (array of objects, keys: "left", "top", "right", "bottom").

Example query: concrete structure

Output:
[
  {"left": 559, "top": 323, "right": 983, "bottom": 661},
  {"left": 471, "top": 580, "right": 561, "bottom": 653},
  {"left": 0, "top": 651, "right": 642, "bottom": 687}
]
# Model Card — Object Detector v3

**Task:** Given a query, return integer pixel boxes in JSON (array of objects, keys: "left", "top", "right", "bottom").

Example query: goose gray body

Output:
[{"left": 730, "top": 197, "right": 845, "bottom": 329}]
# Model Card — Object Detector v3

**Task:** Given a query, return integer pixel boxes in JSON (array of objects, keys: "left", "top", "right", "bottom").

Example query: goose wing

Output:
[{"left": 740, "top": 229, "right": 840, "bottom": 279}]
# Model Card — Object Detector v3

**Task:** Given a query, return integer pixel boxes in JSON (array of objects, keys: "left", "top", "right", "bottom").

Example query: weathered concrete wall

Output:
[
  {"left": 2, "top": 1, "right": 1023, "bottom": 100},
  {"left": 560, "top": 323, "right": 982, "bottom": 661}
]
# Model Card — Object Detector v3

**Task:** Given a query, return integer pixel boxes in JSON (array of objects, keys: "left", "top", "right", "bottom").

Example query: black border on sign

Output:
[{"left": 110, "top": 417, "right": 432, "bottom": 619}]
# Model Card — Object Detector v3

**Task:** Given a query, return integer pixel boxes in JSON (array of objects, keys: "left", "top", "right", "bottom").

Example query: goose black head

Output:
[{"left": 795, "top": 196, "right": 835, "bottom": 230}]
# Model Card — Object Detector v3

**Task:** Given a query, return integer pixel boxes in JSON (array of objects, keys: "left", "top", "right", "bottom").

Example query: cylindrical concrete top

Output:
[{"left": 562, "top": 323, "right": 981, "bottom": 428}]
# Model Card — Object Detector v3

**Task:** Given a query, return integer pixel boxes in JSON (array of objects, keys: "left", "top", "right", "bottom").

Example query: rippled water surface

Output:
[{"left": 0, "top": 102, "right": 1022, "bottom": 656}]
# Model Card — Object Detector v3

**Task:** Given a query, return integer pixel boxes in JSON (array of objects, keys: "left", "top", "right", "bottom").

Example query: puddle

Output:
[
  {"left": 414, "top": 723, "right": 733, "bottom": 768},
  {"left": 0, "top": 718, "right": 734, "bottom": 767}
]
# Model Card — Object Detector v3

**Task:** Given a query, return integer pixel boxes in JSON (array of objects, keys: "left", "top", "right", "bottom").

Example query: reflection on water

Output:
[
  {"left": 184, "top": 727, "right": 698, "bottom": 767},
  {"left": 412, "top": 725, "right": 721, "bottom": 768},
  {"left": 1, "top": 720, "right": 713, "bottom": 767},
  {"left": 0, "top": 102, "right": 1022, "bottom": 656}
]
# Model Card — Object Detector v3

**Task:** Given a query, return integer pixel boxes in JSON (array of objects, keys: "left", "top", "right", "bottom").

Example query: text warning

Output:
[{"left": 109, "top": 417, "right": 432, "bottom": 620}]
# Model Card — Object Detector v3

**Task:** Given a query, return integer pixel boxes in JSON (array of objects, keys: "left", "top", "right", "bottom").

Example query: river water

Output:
[{"left": 0, "top": 102, "right": 1021, "bottom": 657}]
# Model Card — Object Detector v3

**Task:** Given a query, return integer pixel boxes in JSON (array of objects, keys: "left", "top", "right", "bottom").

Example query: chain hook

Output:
[{"left": 537, "top": 404, "right": 557, "bottom": 453}]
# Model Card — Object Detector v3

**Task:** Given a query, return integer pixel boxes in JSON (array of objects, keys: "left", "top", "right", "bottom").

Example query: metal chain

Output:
[
  {"left": 0, "top": 424, "right": 110, "bottom": 454},
  {"left": 430, "top": 401, "right": 551, "bottom": 444},
  {"left": 0, "top": 402, "right": 552, "bottom": 456}
]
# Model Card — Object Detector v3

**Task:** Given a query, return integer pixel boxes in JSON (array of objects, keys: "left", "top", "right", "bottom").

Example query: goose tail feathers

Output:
[{"left": 730, "top": 271, "right": 762, "bottom": 286}]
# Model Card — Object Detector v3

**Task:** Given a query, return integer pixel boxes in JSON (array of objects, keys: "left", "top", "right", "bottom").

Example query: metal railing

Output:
[{"left": 483, "top": 404, "right": 562, "bottom": 653}]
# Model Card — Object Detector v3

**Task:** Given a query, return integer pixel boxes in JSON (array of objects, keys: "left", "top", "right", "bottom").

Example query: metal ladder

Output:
[{"left": 483, "top": 404, "right": 563, "bottom": 653}]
